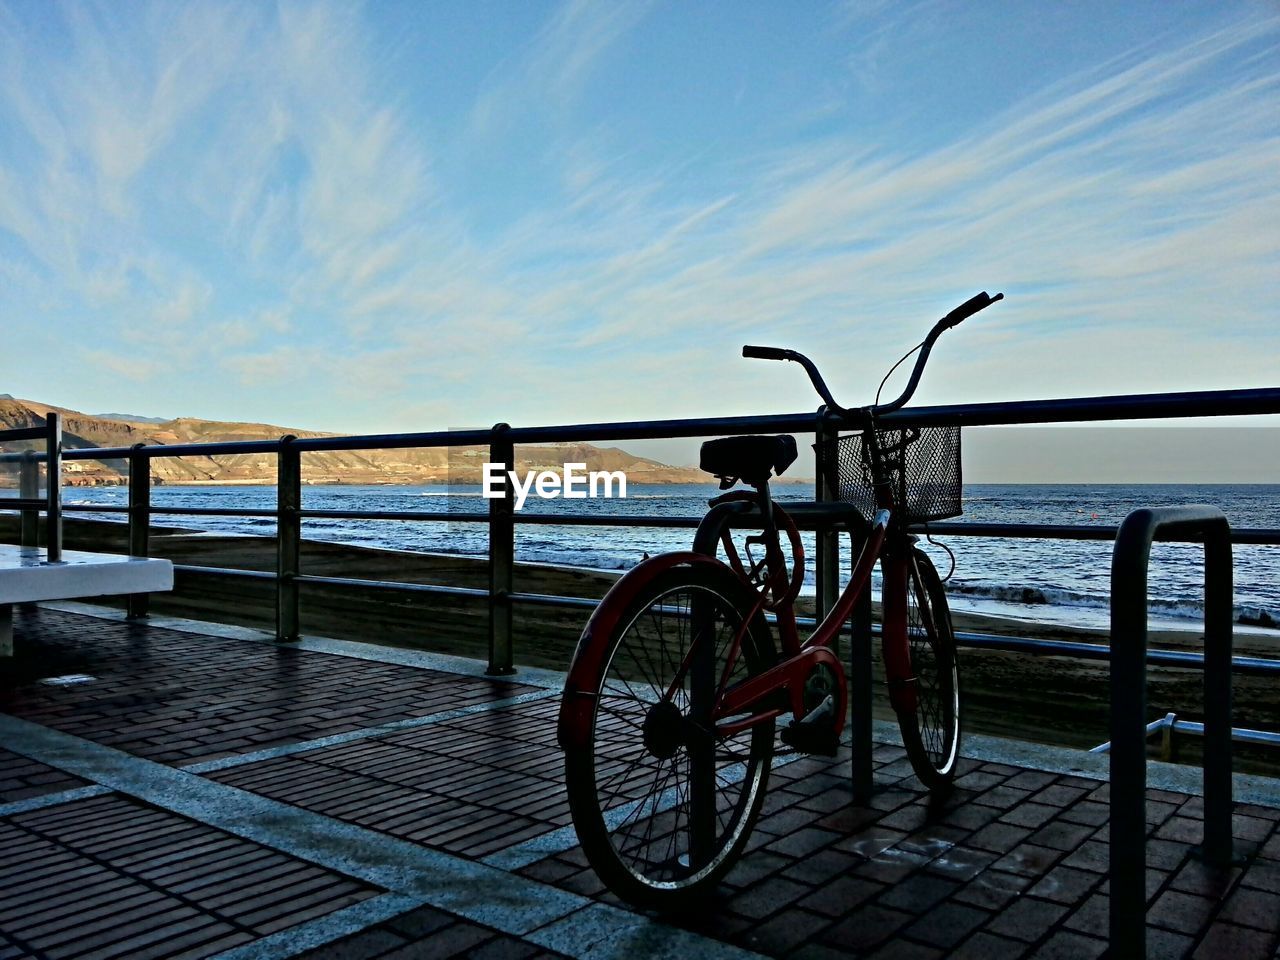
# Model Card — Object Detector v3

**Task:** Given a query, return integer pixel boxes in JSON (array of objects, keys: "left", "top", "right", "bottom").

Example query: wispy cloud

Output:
[{"left": 0, "top": 2, "right": 1276, "bottom": 432}]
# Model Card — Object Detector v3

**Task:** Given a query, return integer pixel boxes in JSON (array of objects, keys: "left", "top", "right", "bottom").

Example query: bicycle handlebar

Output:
[{"left": 742, "top": 291, "right": 1003, "bottom": 419}]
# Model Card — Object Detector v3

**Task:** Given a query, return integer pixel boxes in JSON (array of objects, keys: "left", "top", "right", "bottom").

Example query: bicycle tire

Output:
[
  {"left": 897, "top": 548, "right": 961, "bottom": 790},
  {"left": 564, "top": 562, "right": 775, "bottom": 910}
]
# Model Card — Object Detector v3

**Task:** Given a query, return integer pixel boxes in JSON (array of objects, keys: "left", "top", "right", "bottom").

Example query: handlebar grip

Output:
[
  {"left": 942, "top": 291, "right": 1004, "bottom": 328},
  {"left": 742, "top": 345, "right": 791, "bottom": 360}
]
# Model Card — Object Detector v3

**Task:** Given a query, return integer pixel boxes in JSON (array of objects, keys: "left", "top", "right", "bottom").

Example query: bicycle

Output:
[{"left": 557, "top": 292, "right": 1003, "bottom": 910}]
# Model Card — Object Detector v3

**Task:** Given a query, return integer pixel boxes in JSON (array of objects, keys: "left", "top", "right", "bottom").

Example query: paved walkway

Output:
[{"left": 1, "top": 605, "right": 1278, "bottom": 960}]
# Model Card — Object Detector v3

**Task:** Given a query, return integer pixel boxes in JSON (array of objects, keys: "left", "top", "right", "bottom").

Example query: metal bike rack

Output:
[{"left": 1109, "top": 505, "right": 1236, "bottom": 958}]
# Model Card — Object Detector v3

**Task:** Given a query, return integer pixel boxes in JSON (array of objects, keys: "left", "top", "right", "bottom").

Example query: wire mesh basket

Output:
[{"left": 822, "top": 425, "right": 962, "bottom": 523}]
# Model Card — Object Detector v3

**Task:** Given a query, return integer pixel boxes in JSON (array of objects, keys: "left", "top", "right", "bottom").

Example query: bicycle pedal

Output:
[{"left": 780, "top": 695, "right": 840, "bottom": 756}]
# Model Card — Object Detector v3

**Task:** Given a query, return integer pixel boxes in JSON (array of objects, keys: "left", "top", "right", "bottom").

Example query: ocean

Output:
[{"left": 62, "top": 482, "right": 1280, "bottom": 634}]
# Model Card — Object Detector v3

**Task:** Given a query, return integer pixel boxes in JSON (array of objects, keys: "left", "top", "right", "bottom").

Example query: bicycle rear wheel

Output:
[
  {"left": 564, "top": 563, "right": 775, "bottom": 910},
  {"left": 897, "top": 548, "right": 961, "bottom": 790}
]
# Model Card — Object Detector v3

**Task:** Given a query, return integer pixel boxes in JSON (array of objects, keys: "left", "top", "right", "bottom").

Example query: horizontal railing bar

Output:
[
  {"left": 0, "top": 499, "right": 49, "bottom": 510},
  {"left": 172, "top": 564, "right": 276, "bottom": 580},
  {"left": 44, "top": 501, "right": 1280, "bottom": 546},
  {"left": 47, "top": 385, "right": 1280, "bottom": 463},
  {"left": 1091, "top": 717, "right": 1280, "bottom": 754},
  {"left": 879, "top": 387, "right": 1280, "bottom": 427},
  {"left": 293, "top": 573, "right": 491, "bottom": 599},
  {"left": 1170, "top": 720, "right": 1280, "bottom": 747}
]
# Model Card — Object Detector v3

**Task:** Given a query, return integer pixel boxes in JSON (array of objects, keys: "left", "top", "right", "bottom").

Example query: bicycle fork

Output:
[{"left": 880, "top": 542, "right": 920, "bottom": 715}]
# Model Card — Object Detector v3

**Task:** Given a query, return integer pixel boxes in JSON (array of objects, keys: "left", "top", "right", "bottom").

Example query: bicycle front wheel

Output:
[
  {"left": 564, "top": 563, "right": 775, "bottom": 910},
  {"left": 898, "top": 548, "right": 961, "bottom": 790}
]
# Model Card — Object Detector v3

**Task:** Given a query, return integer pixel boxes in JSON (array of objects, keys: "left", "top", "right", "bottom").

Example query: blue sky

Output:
[{"left": 1, "top": 1, "right": 1277, "bottom": 444}]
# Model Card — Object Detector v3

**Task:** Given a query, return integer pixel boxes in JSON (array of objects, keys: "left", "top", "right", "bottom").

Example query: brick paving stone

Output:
[
  {"left": 1242, "top": 862, "right": 1280, "bottom": 896},
  {"left": 952, "top": 869, "right": 1035, "bottom": 911},
  {"left": 724, "top": 851, "right": 795, "bottom": 889},
  {"left": 1061, "top": 840, "right": 1110, "bottom": 874},
  {"left": 1167, "top": 860, "right": 1241, "bottom": 901},
  {"left": 1146, "top": 927, "right": 1197, "bottom": 960},
  {"left": 731, "top": 877, "right": 814, "bottom": 921},
  {"left": 954, "top": 770, "right": 1007, "bottom": 792},
  {"left": 864, "top": 939, "right": 944, "bottom": 959},
  {"left": 1062, "top": 892, "right": 1108, "bottom": 936},
  {"left": 983, "top": 897, "right": 1070, "bottom": 942},
  {"left": 1235, "top": 815, "right": 1280, "bottom": 842},
  {"left": 1148, "top": 889, "right": 1219, "bottom": 935},
  {"left": 1034, "top": 930, "right": 1107, "bottom": 959},
  {"left": 1029, "top": 819, "right": 1097, "bottom": 852},
  {"left": 743, "top": 908, "right": 832, "bottom": 955},
  {"left": 973, "top": 786, "right": 1035, "bottom": 810},
  {"left": 765, "top": 827, "right": 843, "bottom": 859},
  {"left": 878, "top": 874, "right": 960, "bottom": 913},
  {"left": 1059, "top": 801, "right": 1110, "bottom": 827},
  {"left": 1219, "top": 886, "right": 1280, "bottom": 932},
  {"left": 821, "top": 904, "right": 913, "bottom": 952},
  {"left": 901, "top": 901, "right": 988, "bottom": 949},
  {"left": 1027, "top": 865, "right": 1101, "bottom": 905},
  {"left": 999, "top": 802, "right": 1060, "bottom": 829},
  {"left": 779, "top": 848, "right": 861, "bottom": 886},
  {"left": 949, "top": 931, "right": 1029, "bottom": 960},
  {"left": 1005, "top": 771, "right": 1056, "bottom": 791},
  {"left": 938, "top": 802, "right": 1001, "bottom": 831},
  {"left": 797, "top": 876, "right": 884, "bottom": 917},
  {"left": 967, "top": 821, "right": 1033, "bottom": 854},
  {"left": 466, "top": 938, "right": 544, "bottom": 960},
  {"left": 1152, "top": 815, "right": 1207, "bottom": 847},
  {"left": 924, "top": 845, "right": 998, "bottom": 882},
  {"left": 1192, "top": 922, "right": 1280, "bottom": 960},
  {"left": 993, "top": 843, "right": 1064, "bottom": 879},
  {"left": 379, "top": 923, "right": 496, "bottom": 959}
]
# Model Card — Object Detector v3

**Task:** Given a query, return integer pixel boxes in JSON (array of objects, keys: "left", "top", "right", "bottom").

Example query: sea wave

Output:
[{"left": 948, "top": 581, "right": 1277, "bottom": 627}]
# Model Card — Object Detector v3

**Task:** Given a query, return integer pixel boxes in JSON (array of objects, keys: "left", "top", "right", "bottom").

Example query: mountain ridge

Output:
[{"left": 0, "top": 397, "right": 708, "bottom": 486}]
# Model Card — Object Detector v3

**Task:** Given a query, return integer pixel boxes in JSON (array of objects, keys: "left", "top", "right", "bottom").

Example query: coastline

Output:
[{"left": 8, "top": 516, "right": 1279, "bottom": 775}]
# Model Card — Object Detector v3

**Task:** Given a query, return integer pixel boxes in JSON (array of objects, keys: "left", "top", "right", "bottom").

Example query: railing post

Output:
[
  {"left": 19, "top": 451, "right": 38, "bottom": 548},
  {"left": 277, "top": 435, "right": 301, "bottom": 643},
  {"left": 126, "top": 443, "right": 151, "bottom": 619},
  {"left": 45, "top": 412, "right": 61, "bottom": 563},
  {"left": 1109, "top": 505, "right": 1236, "bottom": 959},
  {"left": 1200, "top": 525, "right": 1234, "bottom": 864},
  {"left": 488, "top": 423, "right": 516, "bottom": 676}
]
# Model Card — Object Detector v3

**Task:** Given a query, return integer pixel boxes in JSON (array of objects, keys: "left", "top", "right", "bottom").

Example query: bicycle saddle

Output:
[{"left": 699, "top": 435, "right": 798, "bottom": 488}]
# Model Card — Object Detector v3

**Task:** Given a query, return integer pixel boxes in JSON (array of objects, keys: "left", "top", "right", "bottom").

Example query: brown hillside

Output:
[{"left": 0, "top": 398, "right": 706, "bottom": 486}]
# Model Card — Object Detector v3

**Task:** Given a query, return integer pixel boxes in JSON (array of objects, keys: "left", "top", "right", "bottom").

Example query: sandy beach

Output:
[{"left": 7, "top": 516, "right": 1278, "bottom": 775}]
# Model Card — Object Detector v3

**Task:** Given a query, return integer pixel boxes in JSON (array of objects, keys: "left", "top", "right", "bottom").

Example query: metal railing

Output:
[
  {"left": 4, "top": 389, "right": 1280, "bottom": 688},
  {"left": 1109, "top": 506, "right": 1237, "bottom": 957}
]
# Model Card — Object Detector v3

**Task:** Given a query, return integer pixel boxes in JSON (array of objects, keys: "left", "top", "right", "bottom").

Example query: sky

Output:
[{"left": 1, "top": 1, "right": 1278, "bottom": 475}]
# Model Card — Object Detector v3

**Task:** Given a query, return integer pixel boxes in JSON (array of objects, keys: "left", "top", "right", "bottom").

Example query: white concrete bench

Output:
[
  {"left": 2, "top": 414, "right": 174, "bottom": 656},
  {"left": 0, "top": 544, "right": 174, "bottom": 656}
]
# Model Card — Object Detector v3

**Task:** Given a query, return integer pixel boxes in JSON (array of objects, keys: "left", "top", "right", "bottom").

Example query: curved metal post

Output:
[{"left": 1109, "top": 505, "right": 1234, "bottom": 958}]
